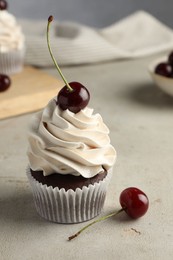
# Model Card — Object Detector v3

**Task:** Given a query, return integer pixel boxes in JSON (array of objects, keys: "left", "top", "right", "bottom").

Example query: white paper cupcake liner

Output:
[
  {"left": 26, "top": 167, "right": 112, "bottom": 223},
  {"left": 0, "top": 48, "right": 25, "bottom": 75}
]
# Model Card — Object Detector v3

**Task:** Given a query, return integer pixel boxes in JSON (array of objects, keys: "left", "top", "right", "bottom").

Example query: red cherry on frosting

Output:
[
  {"left": 57, "top": 82, "right": 90, "bottom": 113},
  {"left": 47, "top": 16, "right": 90, "bottom": 113},
  {"left": 0, "top": 0, "right": 8, "bottom": 10}
]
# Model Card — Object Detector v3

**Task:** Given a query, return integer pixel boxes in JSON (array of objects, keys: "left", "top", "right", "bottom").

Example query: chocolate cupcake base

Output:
[
  {"left": 30, "top": 168, "right": 107, "bottom": 191},
  {"left": 26, "top": 167, "right": 112, "bottom": 224}
]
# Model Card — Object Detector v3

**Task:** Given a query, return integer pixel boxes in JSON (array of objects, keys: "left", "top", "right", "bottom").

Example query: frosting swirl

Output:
[
  {"left": 0, "top": 10, "right": 25, "bottom": 52},
  {"left": 27, "top": 98, "right": 116, "bottom": 178}
]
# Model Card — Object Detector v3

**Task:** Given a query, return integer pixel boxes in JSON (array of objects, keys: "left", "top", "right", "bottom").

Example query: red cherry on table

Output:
[
  {"left": 0, "top": 74, "right": 11, "bottom": 92},
  {"left": 119, "top": 187, "right": 149, "bottom": 219},
  {"left": 0, "top": 0, "right": 8, "bottom": 10},
  {"left": 57, "top": 82, "right": 90, "bottom": 113}
]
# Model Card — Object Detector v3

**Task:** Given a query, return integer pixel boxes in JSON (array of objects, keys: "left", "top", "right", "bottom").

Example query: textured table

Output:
[{"left": 1, "top": 54, "right": 173, "bottom": 260}]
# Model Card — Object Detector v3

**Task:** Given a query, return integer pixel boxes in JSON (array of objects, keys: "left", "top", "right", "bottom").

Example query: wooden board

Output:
[{"left": 0, "top": 66, "right": 63, "bottom": 120}]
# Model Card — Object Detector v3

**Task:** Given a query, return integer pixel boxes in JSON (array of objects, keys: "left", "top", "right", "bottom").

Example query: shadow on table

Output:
[
  {"left": 121, "top": 82, "right": 173, "bottom": 108},
  {"left": 0, "top": 186, "right": 47, "bottom": 227}
]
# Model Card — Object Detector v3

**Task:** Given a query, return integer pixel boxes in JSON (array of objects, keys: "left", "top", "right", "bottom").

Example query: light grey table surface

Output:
[{"left": 1, "top": 54, "right": 173, "bottom": 260}]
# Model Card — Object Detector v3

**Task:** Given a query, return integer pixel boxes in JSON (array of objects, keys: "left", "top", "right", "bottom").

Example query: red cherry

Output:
[
  {"left": 155, "top": 62, "right": 172, "bottom": 77},
  {"left": 46, "top": 17, "right": 90, "bottom": 113},
  {"left": 0, "top": 74, "right": 11, "bottom": 92},
  {"left": 168, "top": 51, "right": 173, "bottom": 67},
  {"left": 0, "top": 0, "right": 7, "bottom": 10},
  {"left": 57, "top": 81, "right": 90, "bottom": 113},
  {"left": 119, "top": 187, "right": 149, "bottom": 219}
]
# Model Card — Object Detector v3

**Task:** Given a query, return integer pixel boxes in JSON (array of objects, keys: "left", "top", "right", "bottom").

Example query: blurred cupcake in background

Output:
[{"left": 0, "top": 0, "right": 25, "bottom": 74}]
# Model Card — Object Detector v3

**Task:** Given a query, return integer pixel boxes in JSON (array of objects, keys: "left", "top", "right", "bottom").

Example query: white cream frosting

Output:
[
  {"left": 0, "top": 10, "right": 25, "bottom": 52},
  {"left": 27, "top": 98, "right": 116, "bottom": 178}
]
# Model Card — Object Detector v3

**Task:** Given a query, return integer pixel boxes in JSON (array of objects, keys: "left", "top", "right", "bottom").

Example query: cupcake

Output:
[
  {"left": 0, "top": 1, "right": 25, "bottom": 74},
  {"left": 26, "top": 16, "right": 116, "bottom": 224}
]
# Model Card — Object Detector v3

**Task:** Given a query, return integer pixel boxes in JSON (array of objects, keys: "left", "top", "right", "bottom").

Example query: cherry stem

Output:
[
  {"left": 68, "top": 208, "right": 124, "bottom": 241},
  {"left": 47, "top": 16, "right": 73, "bottom": 92}
]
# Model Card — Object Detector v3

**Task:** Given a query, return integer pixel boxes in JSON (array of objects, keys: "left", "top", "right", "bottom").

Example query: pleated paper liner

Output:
[{"left": 26, "top": 167, "right": 112, "bottom": 223}]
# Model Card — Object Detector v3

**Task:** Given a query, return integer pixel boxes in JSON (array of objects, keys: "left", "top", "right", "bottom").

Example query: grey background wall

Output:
[{"left": 9, "top": 0, "right": 173, "bottom": 29}]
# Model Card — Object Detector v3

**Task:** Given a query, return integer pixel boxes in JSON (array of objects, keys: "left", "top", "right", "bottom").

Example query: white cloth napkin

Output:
[{"left": 21, "top": 11, "right": 173, "bottom": 66}]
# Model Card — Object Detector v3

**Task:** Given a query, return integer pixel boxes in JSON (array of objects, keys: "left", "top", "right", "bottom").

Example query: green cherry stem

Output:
[
  {"left": 47, "top": 16, "right": 73, "bottom": 92},
  {"left": 68, "top": 208, "right": 124, "bottom": 241}
]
